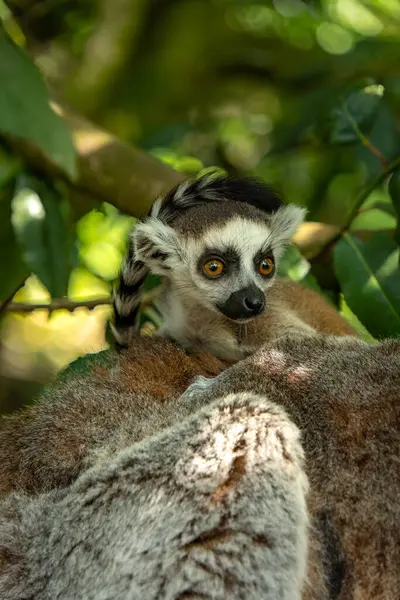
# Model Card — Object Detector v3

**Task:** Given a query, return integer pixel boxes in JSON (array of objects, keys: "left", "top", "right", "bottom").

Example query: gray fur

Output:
[
  {"left": 0, "top": 392, "right": 308, "bottom": 600},
  {"left": 182, "top": 334, "right": 400, "bottom": 599},
  {"left": 1, "top": 333, "right": 399, "bottom": 599}
]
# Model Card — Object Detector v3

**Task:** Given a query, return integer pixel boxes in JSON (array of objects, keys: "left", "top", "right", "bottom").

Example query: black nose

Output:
[
  {"left": 244, "top": 294, "right": 264, "bottom": 312},
  {"left": 218, "top": 286, "right": 265, "bottom": 321}
]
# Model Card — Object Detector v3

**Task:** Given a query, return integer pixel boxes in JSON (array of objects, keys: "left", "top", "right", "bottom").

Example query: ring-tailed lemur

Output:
[
  {"left": 2, "top": 332, "right": 400, "bottom": 598},
  {"left": 112, "top": 174, "right": 355, "bottom": 359}
]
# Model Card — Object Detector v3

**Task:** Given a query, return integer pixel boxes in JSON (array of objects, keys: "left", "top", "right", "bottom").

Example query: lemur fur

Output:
[
  {"left": 1, "top": 333, "right": 399, "bottom": 599},
  {"left": 112, "top": 174, "right": 355, "bottom": 359}
]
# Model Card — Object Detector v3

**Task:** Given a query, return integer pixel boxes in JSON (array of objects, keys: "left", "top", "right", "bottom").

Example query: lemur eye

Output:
[
  {"left": 259, "top": 257, "right": 274, "bottom": 277},
  {"left": 203, "top": 258, "right": 225, "bottom": 279}
]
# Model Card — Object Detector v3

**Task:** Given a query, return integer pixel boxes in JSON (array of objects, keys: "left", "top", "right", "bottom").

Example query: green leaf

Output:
[
  {"left": 388, "top": 167, "right": 400, "bottom": 247},
  {"left": 388, "top": 166, "right": 400, "bottom": 221},
  {"left": 0, "top": 183, "right": 28, "bottom": 302},
  {"left": 80, "top": 241, "right": 122, "bottom": 281},
  {"left": 339, "top": 296, "right": 375, "bottom": 343},
  {"left": 334, "top": 232, "right": 400, "bottom": 338},
  {"left": 278, "top": 245, "right": 333, "bottom": 303},
  {"left": 356, "top": 104, "right": 400, "bottom": 179},
  {"left": 330, "top": 85, "right": 383, "bottom": 145},
  {"left": 0, "top": 145, "right": 21, "bottom": 186},
  {"left": 0, "top": 28, "right": 77, "bottom": 178},
  {"left": 11, "top": 177, "right": 74, "bottom": 297},
  {"left": 174, "top": 156, "right": 203, "bottom": 175},
  {"left": 277, "top": 245, "right": 310, "bottom": 281},
  {"left": 361, "top": 186, "right": 395, "bottom": 213},
  {"left": 350, "top": 208, "right": 396, "bottom": 232},
  {"left": 0, "top": 150, "right": 28, "bottom": 302}
]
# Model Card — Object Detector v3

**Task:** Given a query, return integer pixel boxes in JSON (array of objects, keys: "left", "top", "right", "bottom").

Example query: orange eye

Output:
[
  {"left": 203, "top": 259, "right": 225, "bottom": 278},
  {"left": 259, "top": 257, "right": 274, "bottom": 277}
]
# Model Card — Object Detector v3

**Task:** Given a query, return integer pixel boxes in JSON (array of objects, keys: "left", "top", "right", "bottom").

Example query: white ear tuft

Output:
[
  {"left": 269, "top": 204, "right": 306, "bottom": 246},
  {"left": 133, "top": 218, "right": 180, "bottom": 269}
]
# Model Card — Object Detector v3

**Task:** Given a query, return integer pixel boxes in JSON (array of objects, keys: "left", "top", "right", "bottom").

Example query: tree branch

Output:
[
  {"left": 4, "top": 103, "right": 186, "bottom": 218},
  {"left": 6, "top": 298, "right": 112, "bottom": 313},
  {"left": 5, "top": 287, "right": 162, "bottom": 314}
]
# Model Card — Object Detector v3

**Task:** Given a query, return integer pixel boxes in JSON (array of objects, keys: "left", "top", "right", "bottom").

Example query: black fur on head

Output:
[{"left": 152, "top": 174, "right": 283, "bottom": 224}]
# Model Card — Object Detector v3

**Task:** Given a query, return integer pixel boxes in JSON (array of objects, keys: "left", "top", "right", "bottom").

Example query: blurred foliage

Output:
[{"left": 1, "top": 0, "right": 400, "bottom": 411}]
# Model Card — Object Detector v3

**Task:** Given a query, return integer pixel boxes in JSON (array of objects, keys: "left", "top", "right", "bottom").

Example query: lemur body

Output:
[
  {"left": 112, "top": 175, "right": 355, "bottom": 358},
  {"left": 1, "top": 333, "right": 399, "bottom": 599},
  {"left": 158, "top": 276, "right": 355, "bottom": 359}
]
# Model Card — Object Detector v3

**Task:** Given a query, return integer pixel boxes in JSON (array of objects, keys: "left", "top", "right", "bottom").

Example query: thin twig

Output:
[
  {"left": 341, "top": 100, "right": 389, "bottom": 169},
  {"left": 4, "top": 286, "right": 163, "bottom": 314},
  {"left": 363, "top": 140, "right": 389, "bottom": 169},
  {"left": 6, "top": 298, "right": 112, "bottom": 313}
]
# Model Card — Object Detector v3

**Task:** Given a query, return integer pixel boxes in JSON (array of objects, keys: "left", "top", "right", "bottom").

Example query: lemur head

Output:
[{"left": 112, "top": 174, "right": 305, "bottom": 345}]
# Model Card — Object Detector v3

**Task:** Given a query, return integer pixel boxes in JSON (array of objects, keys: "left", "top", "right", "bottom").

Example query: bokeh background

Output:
[{"left": 1, "top": 0, "right": 400, "bottom": 412}]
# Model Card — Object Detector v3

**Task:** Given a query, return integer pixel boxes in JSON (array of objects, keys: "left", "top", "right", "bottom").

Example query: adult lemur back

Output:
[
  {"left": 1, "top": 333, "right": 399, "bottom": 599},
  {"left": 112, "top": 174, "right": 355, "bottom": 358}
]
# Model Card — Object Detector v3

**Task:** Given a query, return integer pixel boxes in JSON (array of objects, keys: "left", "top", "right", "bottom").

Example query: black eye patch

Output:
[
  {"left": 197, "top": 246, "right": 240, "bottom": 275},
  {"left": 253, "top": 247, "right": 274, "bottom": 266}
]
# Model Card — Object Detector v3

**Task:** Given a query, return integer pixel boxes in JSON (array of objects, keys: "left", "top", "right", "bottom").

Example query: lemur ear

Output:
[
  {"left": 133, "top": 218, "right": 180, "bottom": 273},
  {"left": 269, "top": 204, "right": 306, "bottom": 249}
]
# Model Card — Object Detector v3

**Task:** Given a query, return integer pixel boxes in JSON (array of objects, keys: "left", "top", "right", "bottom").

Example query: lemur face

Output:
[
  {"left": 188, "top": 218, "right": 276, "bottom": 321},
  {"left": 134, "top": 208, "right": 304, "bottom": 322}
]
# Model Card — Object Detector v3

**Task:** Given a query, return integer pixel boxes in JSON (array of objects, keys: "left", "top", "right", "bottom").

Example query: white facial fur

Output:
[
  {"left": 134, "top": 204, "right": 305, "bottom": 314},
  {"left": 185, "top": 219, "right": 278, "bottom": 307}
]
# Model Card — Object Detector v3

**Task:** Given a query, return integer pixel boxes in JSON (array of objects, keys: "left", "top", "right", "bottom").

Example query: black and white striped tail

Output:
[{"left": 111, "top": 256, "right": 148, "bottom": 346}]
